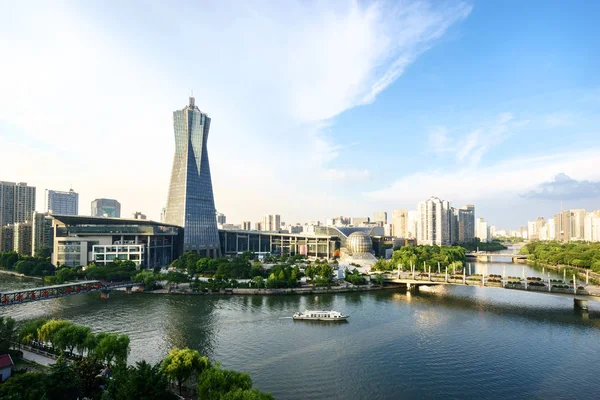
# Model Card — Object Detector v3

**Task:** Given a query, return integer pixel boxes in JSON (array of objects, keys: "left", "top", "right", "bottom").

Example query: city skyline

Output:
[{"left": 1, "top": 1, "right": 599, "bottom": 228}]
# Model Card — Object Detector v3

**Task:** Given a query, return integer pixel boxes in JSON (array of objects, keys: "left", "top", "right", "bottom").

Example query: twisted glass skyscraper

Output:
[{"left": 164, "top": 97, "right": 220, "bottom": 256}]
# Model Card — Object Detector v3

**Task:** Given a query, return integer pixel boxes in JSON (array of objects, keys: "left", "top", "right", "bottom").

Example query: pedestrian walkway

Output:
[{"left": 20, "top": 349, "right": 56, "bottom": 366}]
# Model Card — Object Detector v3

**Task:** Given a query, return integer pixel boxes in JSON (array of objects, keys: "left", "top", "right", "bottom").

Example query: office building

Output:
[
  {"left": 584, "top": 211, "right": 600, "bottom": 242},
  {"left": 263, "top": 214, "right": 281, "bottom": 231},
  {"left": 242, "top": 221, "right": 252, "bottom": 230},
  {"left": 392, "top": 209, "right": 408, "bottom": 238},
  {"left": 417, "top": 197, "right": 451, "bottom": 246},
  {"left": 45, "top": 189, "right": 78, "bottom": 215},
  {"left": 32, "top": 212, "right": 54, "bottom": 257},
  {"left": 372, "top": 212, "right": 387, "bottom": 225},
  {"left": 0, "top": 181, "right": 36, "bottom": 226},
  {"left": 51, "top": 215, "right": 183, "bottom": 268},
  {"left": 547, "top": 218, "right": 555, "bottom": 240},
  {"left": 489, "top": 225, "right": 497, "bottom": 238},
  {"left": 326, "top": 216, "right": 350, "bottom": 227},
  {"left": 163, "top": 97, "right": 220, "bottom": 257},
  {"left": 476, "top": 217, "right": 489, "bottom": 243},
  {"left": 290, "top": 225, "right": 304, "bottom": 234},
  {"left": 91, "top": 198, "right": 121, "bottom": 218},
  {"left": 14, "top": 222, "right": 32, "bottom": 256},
  {"left": 457, "top": 205, "right": 475, "bottom": 243},
  {"left": 216, "top": 212, "right": 226, "bottom": 225}
]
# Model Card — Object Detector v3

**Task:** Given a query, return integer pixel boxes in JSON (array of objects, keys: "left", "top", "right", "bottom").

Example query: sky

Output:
[{"left": 1, "top": 0, "right": 599, "bottom": 230}]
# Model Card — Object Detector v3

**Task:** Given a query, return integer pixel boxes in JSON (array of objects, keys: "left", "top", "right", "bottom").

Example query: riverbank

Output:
[
  {"left": 0, "top": 269, "right": 44, "bottom": 280},
  {"left": 525, "top": 259, "right": 600, "bottom": 284},
  {"left": 146, "top": 284, "right": 401, "bottom": 296}
]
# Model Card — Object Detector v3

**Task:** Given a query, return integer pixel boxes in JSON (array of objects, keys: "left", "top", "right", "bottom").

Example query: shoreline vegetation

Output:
[{"left": 0, "top": 316, "right": 273, "bottom": 399}]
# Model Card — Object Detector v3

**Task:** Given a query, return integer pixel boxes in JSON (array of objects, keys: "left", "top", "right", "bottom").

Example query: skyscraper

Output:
[
  {"left": 216, "top": 212, "right": 226, "bottom": 225},
  {"left": 570, "top": 209, "right": 585, "bottom": 240},
  {"left": 46, "top": 188, "right": 78, "bottom": 215},
  {"left": 458, "top": 204, "right": 475, "bottom": 243},
  {"left": 554, "top": 210, "right": 571, "bottom": 242},
  {"left": 32, "top": 212, "right": 54, "bottom": 257},
  {"left": 417, "top": 197, "right": 451, "bottom": 245},
  {"left": 476, "top": 217, "right": 489, "bottom": 243},
  {"left": 0, "top": 181, "right": 36, "bottom": 226},
  {"left": 91, "top": 198, "right": 121, "bottom": 218},
  {"left": 392, "top": 209, "right": 408, "bottom": 238},
  {"left": 164, "top": 97, "right": 220, "bottom": 256}
]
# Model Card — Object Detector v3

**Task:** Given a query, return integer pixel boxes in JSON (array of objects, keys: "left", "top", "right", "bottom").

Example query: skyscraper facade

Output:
[
  {"left": 417, "top": 197, "right": 451, "bottom": 246},
  {"left": 0, "top": 181, "right": 36, "bottom": 226},
  {"left": 476, "top": 217, "right": 489, "bottom": 243},
  {"left": 570, "top": 209, "right": 585, "bottom": 240},
  {"left": 164, "top": 97, "right": 220, "bottom": 256},
  {"left": 392, "top": 209, "right": 408, "bottom": 238},
  {"left": 458, "top": 204, "right": 475, "bottom": 243},
  {"left": 46, "top": 188, "right": 79, "bottom": 215},
  {"left": 554, "top": 211, "right": 571, "bottom": 242},
  {"left": 91, "top": 198, "right": 121, "bottom": 218}
]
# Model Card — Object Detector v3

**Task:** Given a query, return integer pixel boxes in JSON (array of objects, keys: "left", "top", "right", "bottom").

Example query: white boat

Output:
[{"left": 292, "top": 310, "right": 349, "bottom": 321}]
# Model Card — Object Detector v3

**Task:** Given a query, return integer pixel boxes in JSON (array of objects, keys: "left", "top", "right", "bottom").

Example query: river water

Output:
[{"left": 2, "top": 254, "right": 600, "bottom": 399}]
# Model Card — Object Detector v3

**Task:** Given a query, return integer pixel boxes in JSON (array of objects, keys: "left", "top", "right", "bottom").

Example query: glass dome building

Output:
[{"left": 346, "top": 231, "right": 373, "bottom": 255}]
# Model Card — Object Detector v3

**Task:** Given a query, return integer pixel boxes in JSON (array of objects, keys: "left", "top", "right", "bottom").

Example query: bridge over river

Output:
[
  {"left": 379, "top": 267, "right": 599, "bottom": 310},
  {"left": 0, "top": 280, "right": 143, "bottom": 307},
  {"left": 465, "top": 252, "right": 527, "bottom": 263}
]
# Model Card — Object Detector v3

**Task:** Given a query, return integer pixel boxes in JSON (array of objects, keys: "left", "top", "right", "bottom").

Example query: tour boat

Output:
[{"left": 292, "top": 310, "right": 349, "bottom": 321}]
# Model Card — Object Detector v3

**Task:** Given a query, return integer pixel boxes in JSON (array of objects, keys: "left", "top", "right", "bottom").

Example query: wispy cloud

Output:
[
  {"left": 543, "top": 112, "right": 576, "bottom": 128},
  {"left": 520, "top": 173, "right": 600, "bottom": 200}
]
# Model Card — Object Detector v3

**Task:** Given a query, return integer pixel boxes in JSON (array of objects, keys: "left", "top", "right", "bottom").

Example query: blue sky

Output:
[{"left": 1, "top": 0, "right": 599, "bottom": 229}]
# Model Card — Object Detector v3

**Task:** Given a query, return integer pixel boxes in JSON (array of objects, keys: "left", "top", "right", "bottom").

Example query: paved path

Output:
[{"left": 20, "top": 349, "right": 56, "bottom": 366}]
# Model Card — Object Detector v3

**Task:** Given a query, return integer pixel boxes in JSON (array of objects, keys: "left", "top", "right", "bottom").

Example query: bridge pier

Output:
[
  {"left": 125, "top": 287, "right": 132, "bottom": 295},
  {"left": 574, "top": 298, "right": 588, "bottom": 311},
  {"left": 406, "top": 283, "right": 420, "bottom": 293},
  {"left": 100, "top": 289, "right": 110, "bottom": 300}
]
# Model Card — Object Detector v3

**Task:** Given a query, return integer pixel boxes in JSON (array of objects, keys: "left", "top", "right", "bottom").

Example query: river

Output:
[{"left": 2, "top": 253, "right": 600, "bottom": 399}]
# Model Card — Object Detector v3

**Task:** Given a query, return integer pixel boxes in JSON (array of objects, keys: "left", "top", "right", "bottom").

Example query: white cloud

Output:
[
  {"left": 323, "top": 169, "right": 371, "bottom": 182},
  {"left": 543, "top": 112, "right": 576, "bottom": 127},
  {"left": 0, "top": 1, "right": 471, "bottom": 223},
  {"left": 364, "top": 148, "right": 600, "bottom": 206}
]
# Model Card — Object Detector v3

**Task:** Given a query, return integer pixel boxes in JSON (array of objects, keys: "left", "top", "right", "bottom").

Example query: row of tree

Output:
[
  {"left": 0, "top": 251, "right": 55, "bottom": 277},
  {"left": 1, "top": 317, "right": 273, "bottom": 399},
  {"left": 520, "top": 241, "right": 600, "bottom": 272},
  {"left": 459, "top": 238, "right": 507, "bottom": 252},
  {"left": 372, "top": 245, "right": 466, "bottom": 272}
]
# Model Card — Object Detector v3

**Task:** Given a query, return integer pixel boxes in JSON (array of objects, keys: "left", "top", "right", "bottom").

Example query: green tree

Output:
[
  {"left": 74, "top": 356, "right": 106, "bottom": 399},
  {"left": 54, "top": 324, "right": 91, "bottom": 355},
  {"left": 45, "top": 356, "right": 82, "bottom": 399},
  {"left": 18, "top": 317, "right": 48, "bottom": 345},
  {"left": 38, "top": 319, "right": 73, "bottom": 351},
  {"left": 0, "top": 371, "right": 49, "bottom": 400},
  {"left": 0, "top": 316, "right": 16, "bottom": 354},
  {"left": 162, "top": 347, "right": 210, "bottom": 395},
  {"left": 55, "top": 267, "right": 77, "bottom": 283},
  {"left": 198, "top": 364, "right": 273, "bottom": 400},
  {"left": 252, "top": 276, "right": 264, "bottom": 288},
  {"left": 94, "top": 333, "right": 130, "bottom": 365}
]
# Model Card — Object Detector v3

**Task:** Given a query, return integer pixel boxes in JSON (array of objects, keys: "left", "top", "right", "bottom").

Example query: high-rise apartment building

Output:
[
  {"left": 164, "top": 97, "right": 220, "bottom": 256},
  {"left": 132, "top": 212, "right": 147, "bottom": 220},
  {"left": 263, "top": 214, "right": 281, "bottom": 231},
  {"left": 255, "top": 221, "right": 264, "bottom": 231},
  {"left": 0, "top": 181, "right": 36, "bottom": 226},
  {"left": 14, "top": 221, "right": 33, "bottom": 256},
  {"left": 1, "top": 225, "right": 14, "bottom": 252},
  {"left": 570, "top": 209, "right": 585, "bottom": 240},
  {"left": 407, "top": 210, "right": 418, "bottom": 238},
  {"left": 372, "top": 212, "right": 387, "bottom": 225},
  {"left": 450, "top": 208, "right": 459, "bottom": 244},
  {"left": 242, "top": 221, "right": 252, "bottom": 230},
  {"left": 458, "top": 204, "right": 475, "bottom": 243},
  {"left": 527, "top": 221, "right": 537, "bottom": 240},
  {"left": 584, "top": 211, "right": 600, "bottom": 242},
  {"left": 392, "top": 209, "right": 408, "bottom": 238},
  {"left": 216, "top": 212, "right": 226, "bottom": 225},
  {"left": 547, "top": 218, "right": 555, "bottom": 240},
  {"left": 417, "top": 197, "right": 451, "bottom": 246},
  {"left": 46, "top": 188, "right": 78, "bottom": 215},
  {"left": 476, "top": 217, "right": 489, "bottom": 243},
  {"left": 554, "top": 211, "right": 571, "bottom": 242},
  {"left": 32, "top": 212, "right": 54, "bottom": 257},
  {"left": 91, "top": 198, "right": 121, "bottom": 218}
]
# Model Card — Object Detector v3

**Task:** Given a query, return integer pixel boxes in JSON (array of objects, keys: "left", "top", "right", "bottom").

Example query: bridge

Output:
[
  {"left": 379, "top": 268, "right": 597, "bottom": 310},
  {"left": 0, "top": 280, "right": 143, "bottom": 307},
  {"left": 465, "top": 252, "right": 527, "bottom": 263}
]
